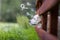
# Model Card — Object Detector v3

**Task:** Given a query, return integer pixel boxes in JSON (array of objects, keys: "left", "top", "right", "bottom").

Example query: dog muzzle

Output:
[{"left": 29, "top": 15, "right": 41, "bottom": 25}]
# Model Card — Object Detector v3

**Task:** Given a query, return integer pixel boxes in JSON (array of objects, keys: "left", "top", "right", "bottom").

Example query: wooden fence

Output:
[{"left": 35, "top": 0, "right": 58, "bottom": 40}]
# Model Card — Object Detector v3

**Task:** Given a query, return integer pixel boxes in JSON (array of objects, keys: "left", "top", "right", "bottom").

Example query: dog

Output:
[{"left": 29, "top": 14, "right": 42, "bottom": 28}]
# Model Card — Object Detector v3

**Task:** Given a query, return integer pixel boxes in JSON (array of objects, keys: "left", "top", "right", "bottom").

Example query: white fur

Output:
[{"left": 30, "top": 15, "right": 42, "bottom": 28}]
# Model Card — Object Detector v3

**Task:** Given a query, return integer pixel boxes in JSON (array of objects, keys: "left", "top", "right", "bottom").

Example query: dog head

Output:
[{"left": 29, "top": 15, "right": 41, "bottom": 25}]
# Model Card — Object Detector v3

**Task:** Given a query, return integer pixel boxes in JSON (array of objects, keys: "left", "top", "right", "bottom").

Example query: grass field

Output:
[
  {"left": 0, "top": 22, "right": 39, "bottom": 40},
  {"left": 0, "top": 16, "right": 40, "bottom": 40}
]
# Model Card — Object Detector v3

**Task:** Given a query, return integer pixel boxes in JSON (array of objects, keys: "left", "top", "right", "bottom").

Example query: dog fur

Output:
[{"left": 30, "top": 15, "right": 42, "bottom": 28}]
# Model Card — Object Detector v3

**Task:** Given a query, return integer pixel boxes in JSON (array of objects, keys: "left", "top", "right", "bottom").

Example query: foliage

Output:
[
  {"left": 0, "top": 0, "right": 36, "bottom": 22},
  {"left": 0, "top": 0, "right": 40, "bottom": 40},
  {"left": 0, "top": 27, "right": 39, "bottom": 40},
  {"left": 0, "top": 0, "right": 21, "bottom": 22},
  {"left": 0, "top": 16, "right": 40, "bottom": 40},
  {"left": 17, "top": 15, "right": 31, "bottom": 29}
]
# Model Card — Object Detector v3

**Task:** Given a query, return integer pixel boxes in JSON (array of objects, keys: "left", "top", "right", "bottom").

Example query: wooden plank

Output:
[
  {"left": 35, "top": 26, "right": 57, "bottom": 40},
  {"left": 47, "top": 12, "right": 51, "bottom": 33},
  {"left": 49, "top": 4, "right": 58, "bottom": 36},
  {"left": 41, "top": 13, "right": 47, "bottom": 31}
]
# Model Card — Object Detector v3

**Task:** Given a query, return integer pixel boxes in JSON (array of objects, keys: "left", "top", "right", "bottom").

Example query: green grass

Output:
[{"left": 0, "top": 16, "right": 40, "bottom": 40}]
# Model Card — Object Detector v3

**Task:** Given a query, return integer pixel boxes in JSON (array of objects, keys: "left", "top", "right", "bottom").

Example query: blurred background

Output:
[{"left": 0, "top": 0, "right": 40, "bottom": 40}]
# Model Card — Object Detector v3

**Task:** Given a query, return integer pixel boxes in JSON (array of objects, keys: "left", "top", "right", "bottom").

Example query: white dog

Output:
[{"left": 29, "top": 14, "right": 42, "bottom": 28}]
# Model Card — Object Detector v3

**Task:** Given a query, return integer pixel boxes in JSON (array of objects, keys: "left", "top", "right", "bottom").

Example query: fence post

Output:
[{"left": 48, "top": 4, "right": 58, "bottom": 36}]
